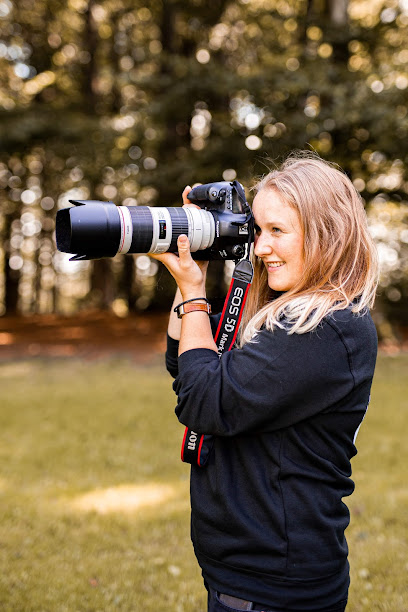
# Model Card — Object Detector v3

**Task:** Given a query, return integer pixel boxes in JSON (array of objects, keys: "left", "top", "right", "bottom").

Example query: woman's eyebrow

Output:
[{"left": 255, "top": 220, "right": 286, "bottom": 229}]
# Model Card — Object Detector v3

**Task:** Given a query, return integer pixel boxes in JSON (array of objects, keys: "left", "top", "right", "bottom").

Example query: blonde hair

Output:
[{"left": 239, "top": 151, "right": 379, "bottom": 345}]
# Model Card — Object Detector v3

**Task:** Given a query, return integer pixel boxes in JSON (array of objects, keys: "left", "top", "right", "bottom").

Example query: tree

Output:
[{"left": 1, "top": 0, "right": 408, "bottom": 322}]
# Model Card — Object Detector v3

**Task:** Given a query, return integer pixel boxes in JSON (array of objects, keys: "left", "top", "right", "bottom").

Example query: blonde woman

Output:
[{"left": 154, "top": 153, "right": 378, "bottom": 612}]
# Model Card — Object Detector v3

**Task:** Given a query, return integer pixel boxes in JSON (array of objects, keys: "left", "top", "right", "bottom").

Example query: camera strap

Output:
[{"left": 180, "top": 258, "right": 253, "bottom": 467}]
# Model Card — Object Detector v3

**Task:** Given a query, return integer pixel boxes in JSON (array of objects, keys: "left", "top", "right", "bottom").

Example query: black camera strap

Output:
[{"left": 180, "top": 258, "right": 253, "bottom": 467}]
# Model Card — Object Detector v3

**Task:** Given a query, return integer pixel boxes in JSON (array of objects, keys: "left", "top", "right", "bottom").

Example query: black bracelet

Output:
[{"left": 174, "top": 297, "right": 209, "bottom": 313}]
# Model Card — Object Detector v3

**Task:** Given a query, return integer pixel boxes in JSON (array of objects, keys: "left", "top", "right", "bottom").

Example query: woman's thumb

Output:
[{"left": 177, "top": 234, "right": 191, "bottom": 258}]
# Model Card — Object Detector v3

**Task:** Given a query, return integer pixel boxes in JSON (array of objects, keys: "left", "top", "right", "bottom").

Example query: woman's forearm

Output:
[
  {"left": 179, "top": 308, "right": 217, "bottom": 355},
  {"left": 152, "top": 230, "right": 217, "bottom": 355},
  {"left": 168, "top": 287, "right": 217, "bottom": 355},
  {"left": 168, "top": 288, "right": 183, "bottom": 341}
]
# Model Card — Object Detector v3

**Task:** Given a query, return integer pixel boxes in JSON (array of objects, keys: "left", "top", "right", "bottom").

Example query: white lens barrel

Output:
[
  {"left": 116, "top": 205, "right": 215, "bottom": 255},
  {"left": 148, "top": 207, "right": 173, "bottom": 254},
  {"left": 117, "top": 206, "right": 133, "bottom": 254},
  {"left": 184, "top": 207, "right": 215, "bottom": 252}
]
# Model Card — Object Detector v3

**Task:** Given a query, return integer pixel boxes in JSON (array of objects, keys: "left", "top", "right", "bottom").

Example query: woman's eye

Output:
[{"left": 254, "top": 224, "right": 282, "bottom": 234}]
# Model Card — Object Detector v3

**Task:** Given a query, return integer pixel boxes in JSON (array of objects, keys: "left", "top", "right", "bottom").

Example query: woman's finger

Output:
[
  {"left": 182, "top": 186, "right": 192, "bottom": 205},
  {"left": 182, "top": 185, "right": 202, "bottom": 210}
]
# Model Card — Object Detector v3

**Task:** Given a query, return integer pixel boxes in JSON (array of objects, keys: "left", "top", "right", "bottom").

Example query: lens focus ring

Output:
[
  {"left": 128, "top": 207, "right": 154, "bottom": 254},
  {"left": 169, "top": 208, "right": 189, "bottom": 251}
]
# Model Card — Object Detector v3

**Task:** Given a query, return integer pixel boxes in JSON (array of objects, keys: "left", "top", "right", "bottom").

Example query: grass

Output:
[
  {"left": 347, "top": 355, "right": 408, "bottom": 611},
  {"left": 0, "top": 355, "right": 407, "bottom": 611}
]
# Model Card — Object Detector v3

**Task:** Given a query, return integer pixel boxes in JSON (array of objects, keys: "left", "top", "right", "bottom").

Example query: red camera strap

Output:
[{"left": 180, "top": 259, "right": 253, "bottom": 467}]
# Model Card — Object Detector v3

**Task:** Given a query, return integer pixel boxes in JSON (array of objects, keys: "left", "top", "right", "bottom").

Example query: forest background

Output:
[
  {"left": 1, "top": 2, "right": 408, "bottom": 610},
  {"left": 1, "top": 0, "right": 408, "bottom": 348}
]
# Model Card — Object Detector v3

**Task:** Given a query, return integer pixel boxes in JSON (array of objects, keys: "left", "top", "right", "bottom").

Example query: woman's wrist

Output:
[
  {"left": 180, "top": 288, "right": 207, "bottom": 302},
  {"left": 181, "top": 297, "right": 207, "bottom": 304}
]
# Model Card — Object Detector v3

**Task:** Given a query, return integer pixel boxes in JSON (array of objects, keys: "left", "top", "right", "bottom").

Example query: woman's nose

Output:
[{"left": 254, "top": 234, "right": 273, "bottom": 257}]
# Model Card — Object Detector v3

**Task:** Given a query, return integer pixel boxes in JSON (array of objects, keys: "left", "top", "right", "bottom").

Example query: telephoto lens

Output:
[
  {"left": 55, "top": 181, "right": 251, "bottom": 261},
  {"left": 56, "top": 201, "right": 215, "bottom": 260}
]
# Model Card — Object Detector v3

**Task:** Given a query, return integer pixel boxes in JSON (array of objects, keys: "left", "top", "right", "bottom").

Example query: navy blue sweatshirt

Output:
[{"left": 166, "top": 308, "right": 377, "bottom": 611}]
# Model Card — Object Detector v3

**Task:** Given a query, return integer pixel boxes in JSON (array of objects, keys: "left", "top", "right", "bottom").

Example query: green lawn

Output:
[{"left": 0, "top": 355, "right": 407, "bottom": 611}]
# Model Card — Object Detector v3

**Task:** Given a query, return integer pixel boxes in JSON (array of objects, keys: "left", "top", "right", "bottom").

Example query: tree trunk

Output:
[
  {"left": 327, "top": 0, "right": 348, "bottom": 27},
  {"left": 90, "top": 259, "right": 115, "bottom": 310},
  {"left": 83, "top": 0, "right": 99, "bottom": 113},
  {"left": 3, "top": 212, "right": 20, "bottom": 315},
  {"left": 121, "top": 256, "right": 139, "bottom": 313}
]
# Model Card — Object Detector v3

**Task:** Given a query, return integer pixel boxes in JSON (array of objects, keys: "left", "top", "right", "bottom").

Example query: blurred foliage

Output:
[{"left": 0, "top": 0, "right": 407, "bottom": 322}]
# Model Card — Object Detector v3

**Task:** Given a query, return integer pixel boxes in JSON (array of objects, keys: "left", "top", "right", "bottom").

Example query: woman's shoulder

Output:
[
  {"left": 324, "top": 304, "right": 376, "bottom": 336},
  {"left": 246, "top": 303, "right": 377, "bottom": 354},
  {"left": 322, "top": 306, "right": 378, "bottom": 367},
  {"left": 264, "top": 304, "right": 377, "bottom": 354}
]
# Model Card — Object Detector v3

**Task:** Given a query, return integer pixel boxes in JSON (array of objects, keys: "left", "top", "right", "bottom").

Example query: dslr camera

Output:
[{"left": 56, "top": 180, "right": 253, "bottom": 261}]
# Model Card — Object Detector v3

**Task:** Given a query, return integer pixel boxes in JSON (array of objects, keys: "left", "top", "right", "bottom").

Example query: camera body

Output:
[
  {"left": 56, "top": 180, "right": 253, "bottom": 261},
  {"left": 183, "top": 180, "right": 251, "bottom": 260}
]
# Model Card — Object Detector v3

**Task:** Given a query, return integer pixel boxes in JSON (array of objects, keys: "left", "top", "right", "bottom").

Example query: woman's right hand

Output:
[
  {"left": 150, "top": 186, "right": 209, "bottom": 295},
  {"left": 155, "top": 185, "right": 209, "bottom": 341}
]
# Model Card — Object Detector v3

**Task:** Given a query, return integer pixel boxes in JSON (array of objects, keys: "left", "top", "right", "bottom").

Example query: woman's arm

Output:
[
  {"left": 173, "top": 321, "right": 360, "bottom": 436},
  {"left": 154, "top": 234, "right": 217, "bottom": 356},
  {"left": 168, "top": 288, "right": 183, "bottom": 341},
  {"left": 151, "top": 187, "right": 217, "bottom": 357}
]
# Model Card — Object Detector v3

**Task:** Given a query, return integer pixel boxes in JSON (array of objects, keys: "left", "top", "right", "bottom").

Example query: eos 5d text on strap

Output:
[{"left": 180, "top": 258, "right": 253, "bottom": 467}]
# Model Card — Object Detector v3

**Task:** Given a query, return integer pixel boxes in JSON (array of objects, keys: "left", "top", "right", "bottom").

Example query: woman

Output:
[{"left": 153, "top": 152, "right": 378, "bottom": 612}]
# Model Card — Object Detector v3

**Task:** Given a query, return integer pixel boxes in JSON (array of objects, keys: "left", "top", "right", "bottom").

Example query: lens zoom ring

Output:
[
  {"left": 127, "top": 207, "right": 154, "bottom": 253},
  {"left": 169, "top": 208, "right": 189, "bottom": 251}
]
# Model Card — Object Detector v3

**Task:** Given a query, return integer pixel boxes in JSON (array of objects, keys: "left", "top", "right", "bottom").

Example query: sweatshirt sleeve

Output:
[
  {"left": 165, "top": 313, "right": 222, "bottom": 379},
  {"left": 165, "top": 334, "right": 180, "bottom": 379},
  {"left": 173, "top": 322, "right": 359, "bottom": 436}
]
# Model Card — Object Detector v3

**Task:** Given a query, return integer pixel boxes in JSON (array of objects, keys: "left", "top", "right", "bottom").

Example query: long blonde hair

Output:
[{"left": 239, "top": 152, "right": 379, "bottom": 345}]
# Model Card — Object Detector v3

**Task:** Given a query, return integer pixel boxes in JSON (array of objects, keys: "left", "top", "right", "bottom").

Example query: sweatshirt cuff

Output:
[
  {"left": 165, "top": 333, "right": 180, "bottom": 378},
  {"left": 167, "top": 333, "right": 180, "bottom": 353}
]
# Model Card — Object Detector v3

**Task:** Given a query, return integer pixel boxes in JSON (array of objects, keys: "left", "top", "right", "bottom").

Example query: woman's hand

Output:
[
  {"left": 150, "top": 186, "right": 209, "bottom": 300},
  {"left": 154, "top": 186, "right": 217, "bottom": 355}
]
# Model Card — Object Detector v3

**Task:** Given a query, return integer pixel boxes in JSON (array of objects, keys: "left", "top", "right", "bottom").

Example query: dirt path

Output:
[
  {"left": 1, "top": 311, "right": 407, "bottom": 362},
  {"left": 0, "top": 311, "right": 169, "bottom": 363}
]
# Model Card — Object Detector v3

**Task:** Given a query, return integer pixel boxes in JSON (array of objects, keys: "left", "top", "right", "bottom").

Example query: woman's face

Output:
[{"left": 253, "top": 188, "right": 305, "bottom": 292}]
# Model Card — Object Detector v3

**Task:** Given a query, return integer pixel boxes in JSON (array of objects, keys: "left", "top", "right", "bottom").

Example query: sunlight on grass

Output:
[
  {"left": 69, "top": 482, "right": 188, "bottom": 514},
  {"left": 0, "top": 361, "right": 35, "bottom": 377}
]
